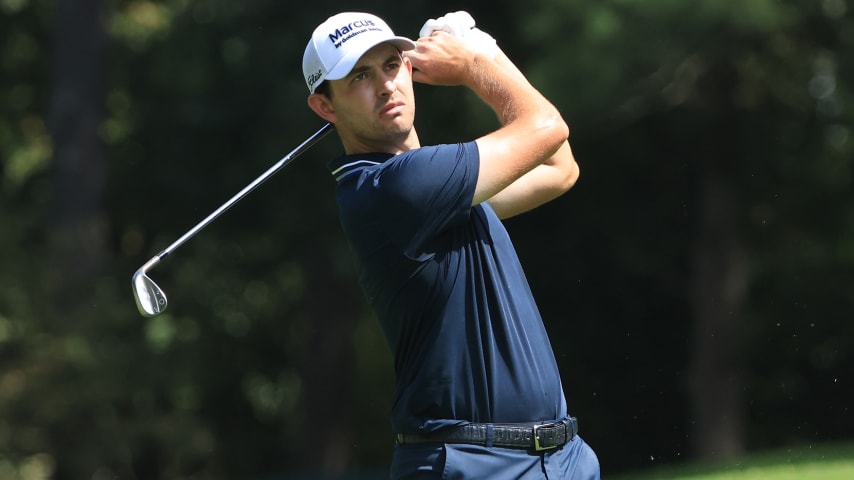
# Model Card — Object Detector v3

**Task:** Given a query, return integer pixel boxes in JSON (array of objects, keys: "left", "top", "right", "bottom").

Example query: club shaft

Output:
[{"left": 156, "top": 123, "right": 334, "bottom": 260}]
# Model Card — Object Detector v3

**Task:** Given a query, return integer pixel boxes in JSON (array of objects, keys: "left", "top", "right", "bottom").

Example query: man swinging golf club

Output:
[{"left": 303, "top": 11, "right": 600, "bottom": 479}]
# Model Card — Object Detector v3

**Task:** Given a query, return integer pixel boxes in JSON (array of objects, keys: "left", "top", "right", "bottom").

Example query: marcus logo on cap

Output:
[
  {"left": 327, "top": 18, "right": 379, "bottom": 48},
  {"left": 302, "top": 12, "right": 416, "bottom": 94}
]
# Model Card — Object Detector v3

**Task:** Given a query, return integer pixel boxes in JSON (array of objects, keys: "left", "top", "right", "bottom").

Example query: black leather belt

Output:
[{"left": 395, "top": 417, "right": 578, "bottom": 451}]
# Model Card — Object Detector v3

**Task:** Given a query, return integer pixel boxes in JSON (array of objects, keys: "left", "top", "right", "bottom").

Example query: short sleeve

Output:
[{"left": 370, "top": 142, "right": 479, "bottom": 259}]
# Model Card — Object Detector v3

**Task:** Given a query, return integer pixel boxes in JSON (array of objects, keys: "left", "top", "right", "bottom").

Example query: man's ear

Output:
[{"left": 307, "top": 93, "right": 336, "bottom": 123}]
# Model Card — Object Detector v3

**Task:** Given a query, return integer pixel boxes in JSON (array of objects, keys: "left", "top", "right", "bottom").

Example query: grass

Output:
[{"left": 611, "top": 442, "right": 854, "bottom": 480}]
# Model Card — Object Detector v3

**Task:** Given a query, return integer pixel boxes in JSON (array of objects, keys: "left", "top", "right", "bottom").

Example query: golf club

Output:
[{"left": 132, "top": 122, "right": 334, "bottom": 317}]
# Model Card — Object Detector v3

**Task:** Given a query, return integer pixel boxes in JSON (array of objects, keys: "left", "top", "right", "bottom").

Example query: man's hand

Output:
[
  {"left": 409, "top": 11, "right": 525, "bottom": 87},
  {"left": 419, "top": 11, "right": 498, "bottom": 56},
  {"left": 407, "top": 32, "right": 478, "bottom": 86},
  {"left": 408, "top": 11, "right": 504, "bottom": 86}
]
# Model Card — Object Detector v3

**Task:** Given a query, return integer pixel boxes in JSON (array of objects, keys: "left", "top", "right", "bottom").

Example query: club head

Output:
[{"left": 132, "top": 268, "right": 168, "bottom": 317}]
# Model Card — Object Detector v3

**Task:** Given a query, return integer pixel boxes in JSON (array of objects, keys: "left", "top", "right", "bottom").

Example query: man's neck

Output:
[{"left": 342, "top": 128, "right": 421, "bottom": 155}]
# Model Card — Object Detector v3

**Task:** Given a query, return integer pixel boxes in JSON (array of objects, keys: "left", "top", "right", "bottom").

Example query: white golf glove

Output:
[{"left": 419, "top": 11, "right": 498, "bottom": 55}]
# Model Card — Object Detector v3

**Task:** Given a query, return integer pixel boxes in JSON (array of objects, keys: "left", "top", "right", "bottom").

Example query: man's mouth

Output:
[{"left": 380, "top": 101, "right": 405, "bottom": 116}]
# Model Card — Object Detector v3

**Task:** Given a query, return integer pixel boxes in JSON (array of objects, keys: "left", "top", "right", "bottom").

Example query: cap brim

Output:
[{"left": 325, "top": 37, "right": 416, "bottom": 81}]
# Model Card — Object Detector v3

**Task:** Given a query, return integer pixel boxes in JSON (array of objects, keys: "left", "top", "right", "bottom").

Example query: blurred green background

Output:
[{"left": 1, "top": 0, "right": 853, "bottom": 478}]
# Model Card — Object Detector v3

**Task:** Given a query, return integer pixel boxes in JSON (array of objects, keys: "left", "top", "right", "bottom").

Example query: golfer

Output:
[{"left": 303, "top": 11, "right": 600, "bottom": 479}]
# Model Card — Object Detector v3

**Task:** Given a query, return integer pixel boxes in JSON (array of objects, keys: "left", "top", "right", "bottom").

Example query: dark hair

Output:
[{"left": 314, "top": 80, "right": 332, "bottom": 98}]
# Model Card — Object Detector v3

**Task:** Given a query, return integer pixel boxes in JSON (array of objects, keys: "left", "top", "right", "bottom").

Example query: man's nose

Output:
[{"left": 378, "top": 73, "right": 396, "bottom": 95}]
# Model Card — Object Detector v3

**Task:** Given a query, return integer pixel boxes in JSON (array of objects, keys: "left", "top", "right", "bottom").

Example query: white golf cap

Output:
[{"left": 303, "top": 12, "right": 416, "bottom": 93}]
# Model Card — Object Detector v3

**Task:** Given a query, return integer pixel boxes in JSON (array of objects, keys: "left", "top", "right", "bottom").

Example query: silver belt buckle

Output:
[{"left": 532, "top": 423, "right": 559, "bottom": 451}]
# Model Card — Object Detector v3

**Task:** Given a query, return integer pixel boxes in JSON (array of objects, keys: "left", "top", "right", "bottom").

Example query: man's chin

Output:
[{"left": 382, "top": 120, "right": 414, "bottom": 139}]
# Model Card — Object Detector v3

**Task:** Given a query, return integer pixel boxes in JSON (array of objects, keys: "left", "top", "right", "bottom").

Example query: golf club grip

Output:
[{"left": 158, "top": 123, "right": 334, "bottom": 260}]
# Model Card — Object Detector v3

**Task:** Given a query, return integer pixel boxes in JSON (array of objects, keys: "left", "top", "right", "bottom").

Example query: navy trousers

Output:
[{"left": 391, "top": 435, "right": 600, "bottom": 479}]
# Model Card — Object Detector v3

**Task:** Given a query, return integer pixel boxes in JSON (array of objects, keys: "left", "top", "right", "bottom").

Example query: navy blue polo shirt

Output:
[{"left": 327, "top": 142, "right": 567, "bottom": 434}]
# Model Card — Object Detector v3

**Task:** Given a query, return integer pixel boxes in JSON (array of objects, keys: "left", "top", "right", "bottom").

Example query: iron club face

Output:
[{"left": 132, "top": 257, "right": 167, "bottom": 317}]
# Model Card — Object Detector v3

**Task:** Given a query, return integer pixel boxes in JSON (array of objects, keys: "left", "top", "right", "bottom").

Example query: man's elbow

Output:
[
  {"left": 564, "top": 159, "right": 580, "bottom": 191},
  {"left": 546, "top": 117, "right": 570, "bottom": 155},
  {"left": 552, "top": 141, "right": 579, "bottom": 193}
]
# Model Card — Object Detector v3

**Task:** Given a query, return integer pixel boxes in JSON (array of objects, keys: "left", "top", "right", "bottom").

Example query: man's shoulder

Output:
[{"left": 402, "top": 142, "right": 477, "bottom": 159}]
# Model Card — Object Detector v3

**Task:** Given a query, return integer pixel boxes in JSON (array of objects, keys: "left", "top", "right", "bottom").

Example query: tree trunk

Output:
[
  {"left": 295, "top": 240, "right": 359, "bottom": 476},
  {"left": 47, "top": 0, "right": 107, "bottom": 310},
  {"left": 688, "top": 163, "right": 749, "bottom": 460},
  {"left": 46, "top": 2, "right": 110, "bottom": 476}
]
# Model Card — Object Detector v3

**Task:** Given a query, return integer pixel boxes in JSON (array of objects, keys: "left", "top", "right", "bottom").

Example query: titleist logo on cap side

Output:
[
  {"left": 307, "top": 69, "right": 323, "bottom": 89},
  {"left": 328, "top": 19, "right": 382, "bottom": 48}
]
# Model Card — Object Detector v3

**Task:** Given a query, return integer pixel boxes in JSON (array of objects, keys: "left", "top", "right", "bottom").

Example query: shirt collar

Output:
[{"left": 326, "top": 152, "right": 394, "bottom": 183}]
